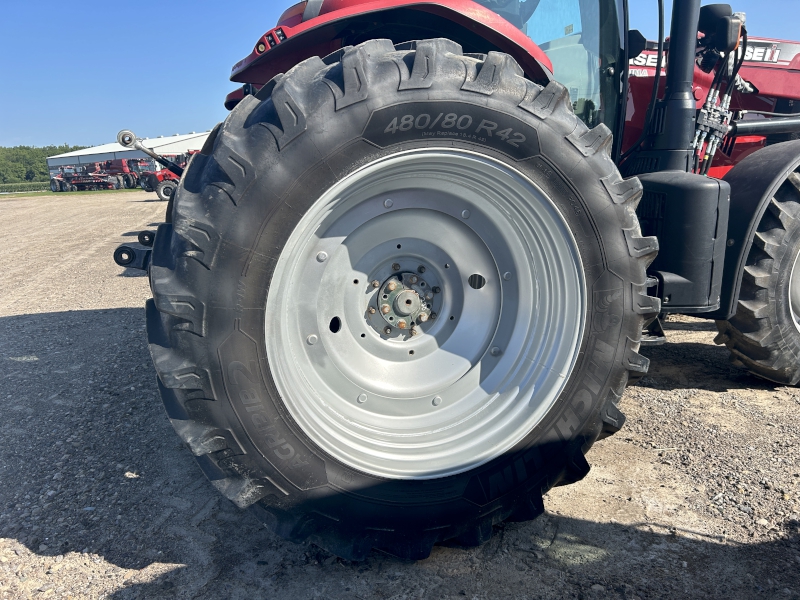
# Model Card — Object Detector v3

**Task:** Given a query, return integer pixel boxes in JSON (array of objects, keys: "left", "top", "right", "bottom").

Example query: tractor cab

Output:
[{"left": 475, "top": 0, "right": 623, "bottom": 129}]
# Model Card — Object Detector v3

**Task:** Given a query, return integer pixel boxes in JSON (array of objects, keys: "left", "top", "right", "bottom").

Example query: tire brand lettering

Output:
[
  {"left": 227, "top": 360, "right": 303, "bottom": 467},
  {"left": 218, "top": 326, "right": 327, "bottom": 490},
  {"left": 479, "top": 333, "right": 620, "bottom": 501},
  {"left": 555, "top": 405, "right": 582, "bottom": 440},
  {"left": 475, "top": 445, "right": 545, "bottom": 502},
  {"left": 489, "top": 466, "right": 514, "bottom": 498},
  {"left": 366, "top": 102, "right": 540, "bottom": 161},
  {"left": 555, "top": 337, "right": 616, "bottom": 441}
]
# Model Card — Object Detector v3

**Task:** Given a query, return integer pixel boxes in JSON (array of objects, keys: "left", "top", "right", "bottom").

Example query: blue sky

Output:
[{"left": 0, "top": 0, "right": 795, "bottom": 147}]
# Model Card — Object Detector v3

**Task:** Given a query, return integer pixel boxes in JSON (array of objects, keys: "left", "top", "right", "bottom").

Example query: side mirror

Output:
[
  {"left": 698, "top": 4, "right": 742, "bottom": 53},
  {"left": 628, "top": 29, "right": 647, "bottom": 59},
  {"left": 698, "top": 4, "right": 732, "bottom": 34},
  {"left": 715, "top": 16, "right": 743, "bottom": 53}
]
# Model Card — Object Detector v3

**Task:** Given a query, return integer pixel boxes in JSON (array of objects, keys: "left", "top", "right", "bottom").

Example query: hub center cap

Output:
[{"left": 376, "top": 272, "right": 435, "bottom": 333}]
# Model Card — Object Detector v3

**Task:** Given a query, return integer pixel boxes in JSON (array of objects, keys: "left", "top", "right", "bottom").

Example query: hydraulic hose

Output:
[{"left": 619, "top": 0, "right": 664, "bottom": 164}]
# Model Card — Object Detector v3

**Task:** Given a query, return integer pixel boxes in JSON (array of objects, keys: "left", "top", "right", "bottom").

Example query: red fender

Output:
[{"left": 225, "top": 0, "right": 553, "bottom": 110}]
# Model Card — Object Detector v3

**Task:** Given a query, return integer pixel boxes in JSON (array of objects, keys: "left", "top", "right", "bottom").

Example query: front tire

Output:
[
  {"left": 155, "top": 179, "right": 176, "bottom": 201},
  {"left": 147, "top": 39, "right": 658, "bottom": 559},
  {"left": 716, "top": 171, "right": 800, "bottom": 384}
]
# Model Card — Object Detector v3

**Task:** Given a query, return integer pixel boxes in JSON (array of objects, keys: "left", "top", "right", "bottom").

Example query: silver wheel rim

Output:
[
  {"left": 266, "top": 149, "right": 586, "bottom": 479},
  {"left": 790, "top": 243, "right": 800, "bottom": 331}
]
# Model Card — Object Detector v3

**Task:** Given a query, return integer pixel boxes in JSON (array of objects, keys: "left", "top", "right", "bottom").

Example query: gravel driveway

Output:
[{"left": 0, "top": 190, "right": 798, "bottom": 599}]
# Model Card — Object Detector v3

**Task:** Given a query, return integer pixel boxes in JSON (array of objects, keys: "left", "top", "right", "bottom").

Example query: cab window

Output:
[{"left": 475, "top": 0, "right": 623, "bottom": 134}]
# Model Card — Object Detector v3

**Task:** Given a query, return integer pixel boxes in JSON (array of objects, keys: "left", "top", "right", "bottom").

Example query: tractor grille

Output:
[
  {"left": 650, "top": 106, "right": 667, "bottom": 135},
  {"left": 626, "top": 156, "right": 660, "bottom": 176},
  {"left": 636, "top": 190, "right": 667, "bottom": 239}
]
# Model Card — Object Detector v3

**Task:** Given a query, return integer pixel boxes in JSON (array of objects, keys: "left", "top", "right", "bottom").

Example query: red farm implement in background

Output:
[
  {"left": 50, "top": 163, "right": 120, "bottom": 192},
  {"left": 49, "top": 158, "right": 155, "bottom": 192}
]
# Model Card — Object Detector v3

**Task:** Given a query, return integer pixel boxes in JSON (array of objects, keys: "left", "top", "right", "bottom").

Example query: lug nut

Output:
[
  {"left": 411, "top": 328, "right": 419, "bottom": 336},
  {"left": 371, "top": 280, "right": 380, "bottom": 288},
  {"left": 425, "top": 292, "right": 433, "bottom": 301},
  {"left": 410, "top": 275, "right": 418, "bottom": 284},
  {"left": 381, "top": 304, "right": 391, "bottom": 314},
  {"left": 430, "top": 312, "right": 437, "bottom": 320},
  {"left": 418, "top": 313, "right": 429, "bottom": 323},
  {"left": 417, "top": 265, "right": 426, "bottom": 273},
  {"left": 432, "top": 286, "right": 441, "bottom": 294},
  {"left": 392, "top": 263, "right": 401, "bottom": 271},
  {"left": 368, "top": 306, "right": 376, "bottom": 315},
  {"left": 387, "top": 281, "right": 397, "bottom": 292},
  {"left": 398, "top": 321, "right": 407, "bottom": 329},
  {"left": 383, "top": 326, "right": 392, "bottom": 335}
]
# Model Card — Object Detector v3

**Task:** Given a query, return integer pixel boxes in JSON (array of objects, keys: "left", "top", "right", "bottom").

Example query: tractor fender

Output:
[
  {"left": 709, "top": 139, "right": 800, "bottom": 320},
  {"left": 225, "top": 0, "right": 553, "bottom": 110}
]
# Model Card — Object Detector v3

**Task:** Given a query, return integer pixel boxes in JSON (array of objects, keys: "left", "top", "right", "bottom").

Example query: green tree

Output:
[{"left": 0, "top": 145, "right": 87, "bottom": 184}]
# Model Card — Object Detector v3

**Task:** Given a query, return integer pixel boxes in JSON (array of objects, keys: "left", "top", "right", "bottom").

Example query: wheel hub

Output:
[{"left": 371, "top": 269, "right": 438, "bottom": 336}]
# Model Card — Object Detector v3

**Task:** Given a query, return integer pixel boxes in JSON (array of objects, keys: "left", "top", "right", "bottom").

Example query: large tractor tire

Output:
[
  {"left": 59, "top": 180, "right": 70, "bottom": 193},
  {"left": 50, "top": 179, "right": 60, "bottom": 192},
  {"left": 141, "top": 175, "right": 154, "bottom": 192},
  {"left": 156, "top": 179, "right": 177, "bottom": 202},
  {"left": 147, "top": 39, "right": 658, "bottom": 560},
  {"left": 716, "top": 170, "right": 800, "bottom": 384}
]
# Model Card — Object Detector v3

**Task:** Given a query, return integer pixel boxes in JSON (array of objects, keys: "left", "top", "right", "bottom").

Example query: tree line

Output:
[{"left": 0, "top": 145, "right": 87, "bottom": 184}]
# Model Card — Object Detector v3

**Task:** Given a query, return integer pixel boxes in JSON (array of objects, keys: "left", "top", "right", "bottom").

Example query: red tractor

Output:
[
  {"left": 139, "top": 153, "right": 194, "bottom": 201},
  {"left": 114, "top": 0, "right": 800, "bottom": 559}
]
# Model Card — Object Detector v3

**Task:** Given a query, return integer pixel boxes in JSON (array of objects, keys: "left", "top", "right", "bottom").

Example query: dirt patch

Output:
[{"left": 0, "top": 192, "right": 798, "bottom": 599}]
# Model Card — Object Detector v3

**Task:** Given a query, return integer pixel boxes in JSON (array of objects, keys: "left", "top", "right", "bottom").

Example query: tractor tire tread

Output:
[
  {"left": 716, "top": 192, "right": 800, "bottom": 384},
  {"left": 147, "top": 38, "right": 655, "bottom": 560}
]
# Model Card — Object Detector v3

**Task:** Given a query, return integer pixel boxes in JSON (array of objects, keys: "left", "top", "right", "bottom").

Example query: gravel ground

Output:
[{"left": 0, "top": 190, "right": 798, "bottom": 599}]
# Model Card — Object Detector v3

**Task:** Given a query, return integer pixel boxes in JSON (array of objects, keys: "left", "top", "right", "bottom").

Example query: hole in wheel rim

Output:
[
  {"left": 329, "top": 317, "right": 342, "bottom": 333},
  {"left": 468, "top": 274, "right": 486, "bottom": 290}
]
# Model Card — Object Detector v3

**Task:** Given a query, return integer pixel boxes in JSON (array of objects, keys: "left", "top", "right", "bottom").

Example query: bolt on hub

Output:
[
  {"left": 367, "top": 265, "right": 441, "bottom": 339},
  {"left": 378, "top": 272, "right": 434, "bottom": 331}
]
